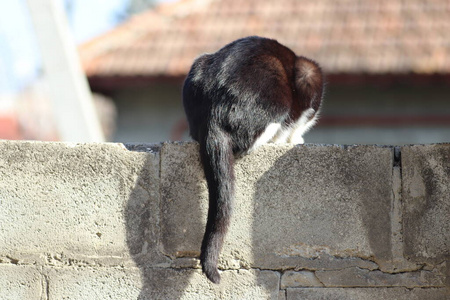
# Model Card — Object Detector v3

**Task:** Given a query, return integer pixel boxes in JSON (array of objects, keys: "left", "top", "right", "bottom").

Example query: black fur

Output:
[{"left": 183, "top": 36, "right": 324, "bottom": 284}]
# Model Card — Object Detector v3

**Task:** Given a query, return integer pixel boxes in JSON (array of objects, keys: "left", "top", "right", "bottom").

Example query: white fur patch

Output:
[
  {"left": 251, "top": 123, "right": 281, "bottom": 151},
  {"left": 288, "top": 108, "right": 318, "bottom": 144},
  {"left": 271, "top": 127, "right": 291, "bottom": 143},
  {"left": 249, "top": 108, "right": 318, "bottom": 151}
]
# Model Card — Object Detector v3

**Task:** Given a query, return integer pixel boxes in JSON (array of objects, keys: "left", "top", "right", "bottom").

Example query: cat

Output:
[{"left": 182, "top": 36, "right": 324, "bottom": 284}]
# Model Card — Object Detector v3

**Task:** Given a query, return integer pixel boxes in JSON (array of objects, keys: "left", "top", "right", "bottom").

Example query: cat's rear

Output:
[{"left": 183, "top": 36, "right": 324, "bottom": 283}]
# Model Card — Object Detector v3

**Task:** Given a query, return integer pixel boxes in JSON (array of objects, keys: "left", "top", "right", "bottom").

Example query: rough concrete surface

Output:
[
  {"left": 0, "top": 265, "right": 43, "bottom": 300},
  {"left": 138, "top": 268, "right": 280, "bottom": 300},
  {"left": 401, "top": 144, "right": 450, "bottom": 262},
  {"left": 315, "top": 267, "right": 445, "bottom": 287},
  {"left": 46, "top": 266, "right": 142, "bottom": 299},
  {"left": 160, "top": 143, "right": 395, "bottom": 270},
  {"left": 281, "top": 271, "right": 323, "bottom": 288},
  {"left": 160, "top": 142, "right": 207, "bottom": 260},
  {"left": 0, "top": 141, "right": 160, "bottom": 267},
  {"left": 0, "top": 141, "right": 448, "bottom": 299},
  {"left": 287, "top": 287, "right": 449, "bottom": 300}
]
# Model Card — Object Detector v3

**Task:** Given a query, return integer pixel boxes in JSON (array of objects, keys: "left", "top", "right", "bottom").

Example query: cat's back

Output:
[
  {"left": 213, "top": 36, "right": 296, "bottom": 76},
  {"left": 188, "top": 36, "right": 296, "bottom": 84},
  {"left": 216, "top": 36, "right": 294, "bottom": 60}
]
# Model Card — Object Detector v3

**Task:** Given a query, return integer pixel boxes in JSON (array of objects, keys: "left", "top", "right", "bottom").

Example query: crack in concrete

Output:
[
  {"left": 311, "top": 271, "right": 325, "bottom": 287},
  {"left": 281, "top": 289, "right": 287, "bottom": 300},
  {"left": 313, "top": 266, "right": 446, "bottom": 288},
  {"left": 263, "top": 264, "right": 444, "bottom": 279},
  {"left": 157, "top": 145, "right": 172, "bottom": 261},
  {"left": 35, "top": 267, "right": 49, "bottom": 300},
  {"left": 386, "top": 147, "right": 424, "bottom": 274},
  {"left": 44, "top": 274, "right": 50, "bottom": 300},
  {"left": 1, "top": 256, "right": 20, "bottom": 264}
]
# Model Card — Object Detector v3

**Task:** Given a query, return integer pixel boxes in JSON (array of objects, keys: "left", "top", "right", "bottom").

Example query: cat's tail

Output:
[
  {"left": 294, "top": 56, "right": 324, "bottom": 112},
  {"left": 198, "top": 126, "right": 235, "bottom": 284}
]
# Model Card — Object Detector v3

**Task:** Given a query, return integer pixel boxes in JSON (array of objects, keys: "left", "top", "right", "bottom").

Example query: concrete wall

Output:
[{"left": 0, "top": 141, "right": 448, "bottom": 299}]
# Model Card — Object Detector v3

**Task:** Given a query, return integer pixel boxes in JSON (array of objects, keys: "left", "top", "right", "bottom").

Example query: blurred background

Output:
[{"left": 1, "top": 0, "right": 449, "bottom": 144}]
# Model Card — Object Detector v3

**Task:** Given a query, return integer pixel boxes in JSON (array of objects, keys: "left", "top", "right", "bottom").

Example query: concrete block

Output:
[
  {"left": 281, "top": 271, "right": 323, "bottom": 288},
  {"left": 46, "top": 267, "right": 141, "bottom": 299},
  {"left": 401, "top": 144, "right": 450, "bottom": 262},
  {"left": 0, "top": 141, "right": 161, "bottom": 266},
  {"left": 315, "top": 267, "right": 445, "bottom": 287},
  {"left": 287, "top": 287, "right": 449, "bottom": 300},
  {"left": 138, "top": 268, "right": 280, "bottom": 300},
  {"left": 0, "top": 265, "right": 43, "bottom": 300},
  {"left": 160, "top": 143, "right": 394, "bottom": 270},
  {"left": 160, "top": 142, "right": 207, "bottom": 259}
]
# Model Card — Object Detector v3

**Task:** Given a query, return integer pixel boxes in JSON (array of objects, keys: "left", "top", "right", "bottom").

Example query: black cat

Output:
[{"left": 183, "top": 36, "right": 324, "bottom": 284}]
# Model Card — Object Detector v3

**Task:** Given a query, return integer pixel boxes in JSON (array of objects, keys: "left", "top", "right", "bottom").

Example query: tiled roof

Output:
[{"left": 79, "top": 0, "right": 450, "bottom": 79}]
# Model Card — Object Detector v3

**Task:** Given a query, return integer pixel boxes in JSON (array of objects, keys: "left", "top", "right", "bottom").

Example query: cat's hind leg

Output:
[
  {"left": 271, "top": 125, "right": 291, "bottom": 144},
  {"left": 288, "top": 108, "right": 318, "bottom": 144},
  {"left": 248, "top": 122, "right": 282, "bottom": 152}
]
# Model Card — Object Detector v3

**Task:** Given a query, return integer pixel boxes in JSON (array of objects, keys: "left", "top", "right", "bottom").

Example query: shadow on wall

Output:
[
  {"left": 123, "top": 142, "right": 398, "bottom": 297},
  {"left": 124, "top": 143, "right": 205, "bottom": 299},
  {"left": 249, "top": 144, "right": 395, "bottom": 281}
]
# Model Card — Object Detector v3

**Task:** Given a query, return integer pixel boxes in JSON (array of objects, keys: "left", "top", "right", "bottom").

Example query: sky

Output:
[{"left": 0, "top": 0, "right": 168, "bottom": 94}]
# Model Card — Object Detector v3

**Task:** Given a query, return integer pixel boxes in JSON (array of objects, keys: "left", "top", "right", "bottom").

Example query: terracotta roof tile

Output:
[{"left": 79, "top": 0, "right": 450, "bottom": 78}]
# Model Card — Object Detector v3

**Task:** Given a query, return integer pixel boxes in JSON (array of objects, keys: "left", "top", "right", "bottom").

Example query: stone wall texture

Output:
[{"left": 0, "top": 141, "right": 448, "bottom": 299}]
